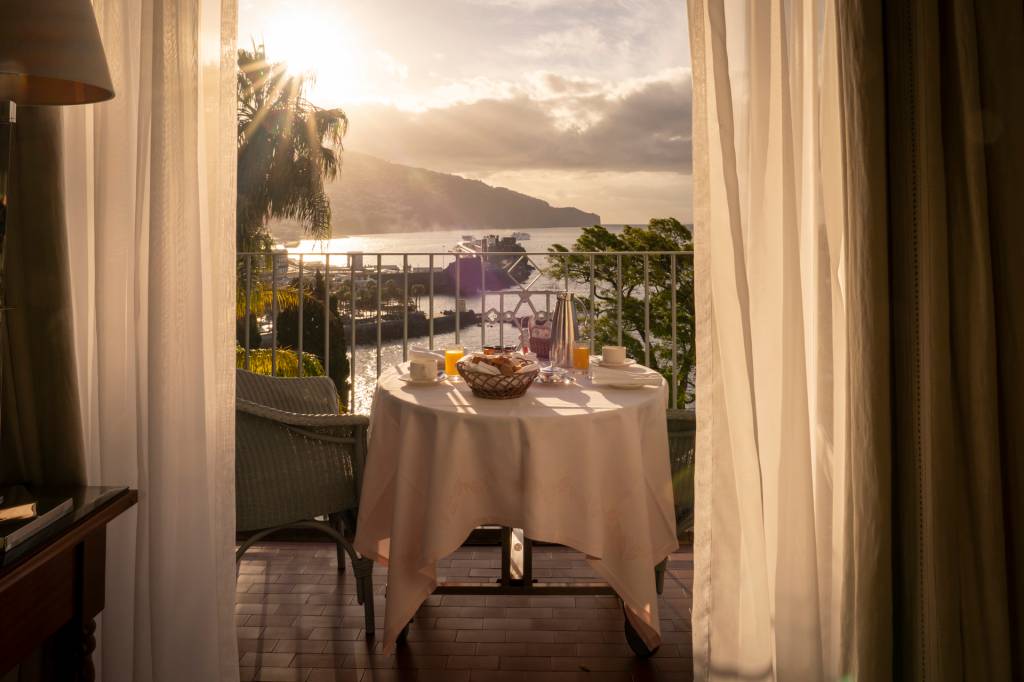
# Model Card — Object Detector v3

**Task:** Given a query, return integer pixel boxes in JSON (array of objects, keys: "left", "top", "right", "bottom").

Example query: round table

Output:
[{"left": 353, "top": 364, "right": 679, "bottom": 654}]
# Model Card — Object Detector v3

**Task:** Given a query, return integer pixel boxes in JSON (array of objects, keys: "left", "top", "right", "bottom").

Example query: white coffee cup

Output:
[
  {"left": 601, "top": 345, "right": 627, "bottom": 364},
  {"left": 410, "top": 358, "right": 435, "bottom": 381}
]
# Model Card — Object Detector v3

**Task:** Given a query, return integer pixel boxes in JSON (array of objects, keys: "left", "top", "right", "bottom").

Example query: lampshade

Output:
[{"left": 0, "top": 0, "right": 114, "bottom": 105}]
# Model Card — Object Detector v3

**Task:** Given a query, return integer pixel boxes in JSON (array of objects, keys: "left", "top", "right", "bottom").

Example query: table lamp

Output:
[{"left": 0, "top": 0, "right": 114, "bottom": 446}]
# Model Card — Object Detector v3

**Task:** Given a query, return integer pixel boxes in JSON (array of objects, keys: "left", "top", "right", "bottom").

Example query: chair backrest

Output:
[{"left": 236, "top": 368, "right": 339, "bottom": 414}]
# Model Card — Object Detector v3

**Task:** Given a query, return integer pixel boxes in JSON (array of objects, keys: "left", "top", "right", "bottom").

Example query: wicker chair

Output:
[{"left": 235, "top": 369, "right": 375, "bottom": 634}]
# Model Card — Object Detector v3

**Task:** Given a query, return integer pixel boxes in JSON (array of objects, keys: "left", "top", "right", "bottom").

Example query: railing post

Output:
[
  {"left": 643, "top": 254, "right": 650, "bottom": 368},
  {"left": 402, "top": 255, "right": 409, "bottom": 362},
  {"left": 616, "top": 254, "right": 623, "bottom": 346},
  {"left": 589, "top": 255, "right": 596, "bottom": 353},
  {"left": 428, "top": 254, "right": 434, "bottom": 350},
  {"left": 480, "top": 252, "right": 487, "bottom": 349},
  {"left": 271, "top": 252, "right": 278, "bottom": 376},
  {"left": 671, "top": 254, "right": 678, "bottom": 409},
  {"left": 244, "top": 255, "right": 252, "bottom": 370},
  {"left": 298, "top": 255, "right": 304, "bottom": 377},
  {"left": 351, "top": 254, "right": 357, "bottom": 409},
  {"left": 323, "top": 254, "right": 330, "bottom": 378},
  {"left": 455, "top": 254, "right": 461, "bottom": 345},
  {"left": 376, "top": 254, "right": 382, "bottom": 377}
]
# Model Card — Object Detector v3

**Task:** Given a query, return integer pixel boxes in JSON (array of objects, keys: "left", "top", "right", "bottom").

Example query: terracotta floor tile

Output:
[
  {"left": 240, "top": 652, "right": 295, "bottom": 668},
  {"left": 454, "top": 630, "right": 506, "bottom": 643},
  {"left": 361, "top": 670, "right": 470, "bottom": 682},
  {"left": 475, "top": 643, "right": 573, "bottom": 658},
  {"left": 304, "top": 670, "right": 362, "bottom": 682},
  {"left": 446, "top": 655, "right": 499, "bottom": 670},
  {"left": 273, "top": 640, "right": 328, "bottom": 655},
  {"left": 502, "top": 630, "right": 555, "bottom": 644},
  {"left": 291, "top": 654, "right": 348, "bottom": 668},
  {"left": 253, "top": 666, "right": 310, "bottom": 682},
  {"left": 240, "top": 638, "right": 280, "bottom": 654},
  {"left": 498, "top": 655, "right": 553, "bottom": 671},
  {"left": 237, "top": 543, "right": 692, "bottom": 682}
]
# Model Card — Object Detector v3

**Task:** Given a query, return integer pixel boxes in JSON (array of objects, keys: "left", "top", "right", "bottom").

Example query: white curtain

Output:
[
  {"left": 688, "top": 0, "right": 891, "bottom": 679},
  {"left": 61, "top": 0, "right": 239, "bottom": 679}
]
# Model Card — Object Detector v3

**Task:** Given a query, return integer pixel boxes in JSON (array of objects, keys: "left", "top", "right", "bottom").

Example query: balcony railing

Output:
[{"left": 237, "top": 249, "right": 694, "bottom": 414}]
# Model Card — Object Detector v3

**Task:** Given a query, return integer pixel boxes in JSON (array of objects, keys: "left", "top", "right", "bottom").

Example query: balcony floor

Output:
[{"left": 237, "top": 542, "right": 693, "bottom": 681}]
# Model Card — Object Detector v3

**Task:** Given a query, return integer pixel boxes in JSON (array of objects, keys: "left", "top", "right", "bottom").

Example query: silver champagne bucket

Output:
[{"left": 549, "top": 292, "right": 582, "bottom": 369}]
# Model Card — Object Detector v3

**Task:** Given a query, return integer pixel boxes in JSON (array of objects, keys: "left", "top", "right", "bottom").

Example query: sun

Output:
[{"left": 261, "top": 8, "right": 363, "bottom": 106}]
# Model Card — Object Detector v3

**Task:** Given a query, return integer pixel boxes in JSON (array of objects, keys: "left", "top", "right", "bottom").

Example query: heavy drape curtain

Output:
[
  {"left": 60, "top": 0, "right": 239, "bottom": 679},
  {"left": 883, "top": 1, "right": 1024, "bottom": 678},
  {"left": 689, "top": 0, "right": 891, "bottom": 678},
  {"left": 2, "top": 108, "right": 86, "bottom": 488},
  {"left": 689, "top": 0, "right": 1023, "bottom": 679}
]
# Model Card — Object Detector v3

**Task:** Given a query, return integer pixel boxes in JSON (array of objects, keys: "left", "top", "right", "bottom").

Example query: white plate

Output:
[
  {"left": 398, "top": 371, "right": 447, "bottom": 385},
  {"left": 593, "top": 356, "right": 637, "bottom": 369}
]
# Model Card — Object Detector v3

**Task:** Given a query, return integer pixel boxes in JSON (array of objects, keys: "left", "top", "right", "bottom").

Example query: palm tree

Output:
[
  {"left": 382, "top": 280, "right": 400, "bottom": 316},
  {"left": 236, "top": 43, "right": 348, "bottom": 252},
  {"left": 410, "top": 284, "right": 426, "bottom": 311}
]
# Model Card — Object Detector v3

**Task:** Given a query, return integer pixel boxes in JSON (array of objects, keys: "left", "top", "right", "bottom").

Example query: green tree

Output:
[
  {"left": 548, "top": 218, "right": 695, "bottom": 405},
  {"left": 275, "top": 269, "right": 351, "bottom": 408},
  {"left": 236, "top": 43, "right": 347, "bottom": 252}
]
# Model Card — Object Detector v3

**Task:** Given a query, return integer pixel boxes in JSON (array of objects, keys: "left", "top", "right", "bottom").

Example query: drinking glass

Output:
[
  {"left": 572, "top": 341, "right": 590, "bottom": 374},
  {"left": 445, "top": 344, "right": 465, "bottom": 379}
]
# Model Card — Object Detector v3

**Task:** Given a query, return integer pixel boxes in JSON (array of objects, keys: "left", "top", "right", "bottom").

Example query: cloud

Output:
[
  {"left": 343, "top": 69, "right": 691, "bottom": 175},
  {"left": 508, "top": 25, "right": 606, "bottom": 58}
]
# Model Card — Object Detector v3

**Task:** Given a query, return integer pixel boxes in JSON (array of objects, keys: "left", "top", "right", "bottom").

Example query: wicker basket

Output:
[{"left": 456, "top": 363, "right": 539, "bottom": 399}]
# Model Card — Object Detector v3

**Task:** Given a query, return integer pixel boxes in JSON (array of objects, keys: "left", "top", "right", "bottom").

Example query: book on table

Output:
[{"left": 0, "top": 486, "right": 74, "bottom": 556}]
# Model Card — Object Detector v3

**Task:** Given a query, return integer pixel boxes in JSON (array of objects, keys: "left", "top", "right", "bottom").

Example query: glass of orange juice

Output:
[
  {"left": 572, "top": 341, "right": 590, "bottom": 374},
  {"left": 445, "top": 344, "right": 465, "bottom": 379}
]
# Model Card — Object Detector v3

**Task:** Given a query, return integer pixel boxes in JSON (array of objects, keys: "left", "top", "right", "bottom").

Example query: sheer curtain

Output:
[
  {"left": 61, "top": 0, "right": 239, "bottom": 679},
  {"left": 688, "top": 0, "right": 891, "bottom": 679}
]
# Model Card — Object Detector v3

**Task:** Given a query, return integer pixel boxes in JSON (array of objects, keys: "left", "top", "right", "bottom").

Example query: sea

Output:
[{"left": 282, "top": 226, "right": 626, "bottom": 412}]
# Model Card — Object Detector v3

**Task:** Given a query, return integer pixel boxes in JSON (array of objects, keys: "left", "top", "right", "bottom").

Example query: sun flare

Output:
[{"left": 260, "top": 8, "right": 363, "bottom": 106}]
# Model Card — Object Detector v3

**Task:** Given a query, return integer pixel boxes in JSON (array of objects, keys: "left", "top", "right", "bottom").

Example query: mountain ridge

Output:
[{"left": 269, "top": 151, "right": 600, "bottom": 238}]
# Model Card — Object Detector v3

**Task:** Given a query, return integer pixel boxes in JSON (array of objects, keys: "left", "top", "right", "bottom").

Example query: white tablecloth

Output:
[{"left": 353, "top": 365, "right": 679, "bottom": 651}]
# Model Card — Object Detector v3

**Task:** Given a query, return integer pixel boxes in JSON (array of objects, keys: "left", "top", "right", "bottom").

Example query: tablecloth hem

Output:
[{"left": 361, "top": 515, "right": 678, "bottom": 652}]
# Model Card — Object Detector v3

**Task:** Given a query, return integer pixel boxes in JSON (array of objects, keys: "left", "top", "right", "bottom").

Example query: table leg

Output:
[{"left": 501, "top": 527, "right": 531, "bottom": 586}]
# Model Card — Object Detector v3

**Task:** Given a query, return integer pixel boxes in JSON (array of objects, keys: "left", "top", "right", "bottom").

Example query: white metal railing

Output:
[{"left": 238, "top": 250, "right": 694, "bottom": 412}]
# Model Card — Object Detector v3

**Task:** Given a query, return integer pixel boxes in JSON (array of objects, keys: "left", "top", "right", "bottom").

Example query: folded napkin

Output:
[
  {"left": 410, "top": 346, "right": 444, "bottom": 368},
  {"left": 591, "top": 363, "right": 663, "bottom": 387}
]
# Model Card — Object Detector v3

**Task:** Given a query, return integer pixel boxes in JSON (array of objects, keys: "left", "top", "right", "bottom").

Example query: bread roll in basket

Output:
[{"left": 456, "top": 353, "right": 540, "bottom": 399}]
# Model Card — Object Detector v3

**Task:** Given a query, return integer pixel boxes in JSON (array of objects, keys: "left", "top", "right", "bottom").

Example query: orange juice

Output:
[
  {"left": 572, "top": 343, "right": 590, "bottom": 370},
  {"left": 445, "top": 346, "right": 464, "bottom": 376}
]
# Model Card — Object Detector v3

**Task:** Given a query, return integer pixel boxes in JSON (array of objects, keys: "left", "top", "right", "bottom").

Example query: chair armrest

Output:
[
  {"left": 236, "top": 398, "right": 370, "bottom": 508},
  {"left": 237, "top": 398, "right": 369, "bottom": 430}
]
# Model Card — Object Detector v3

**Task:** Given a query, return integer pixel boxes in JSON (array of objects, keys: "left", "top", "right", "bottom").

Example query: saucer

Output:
[
  {"left": 398, "top": 371, "right": 446, "bottom": 385},
  {"left": 593, "top": 356, "right": 637, "bottom": 369}
]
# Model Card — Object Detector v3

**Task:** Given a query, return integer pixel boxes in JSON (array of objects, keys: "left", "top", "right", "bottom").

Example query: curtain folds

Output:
[
  {"left": 691, "top": 0, "right": 1023, "bottom": 679},
  {"left": 61, "top": 0, "right": 239, "bottom": 679},
  {"left": 884, "top": 0, "right": 1024, "bottom": 678},
  {"left": 689, "top": 0, "right": 891, "bottom": 678}
]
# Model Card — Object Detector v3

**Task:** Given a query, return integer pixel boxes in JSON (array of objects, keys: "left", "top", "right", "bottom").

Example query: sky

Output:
[{"left": 239, "top": 0, "right": 692, "bottom": 224}]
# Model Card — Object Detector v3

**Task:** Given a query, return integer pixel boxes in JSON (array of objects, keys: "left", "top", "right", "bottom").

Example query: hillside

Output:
[{"left": 269, "top": 152, "right": 600, "bottom": 238}]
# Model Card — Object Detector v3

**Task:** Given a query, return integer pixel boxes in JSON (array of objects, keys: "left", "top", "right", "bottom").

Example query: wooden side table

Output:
[{"left": 0, "top": 487, "right": 138, "bottom": 681}]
